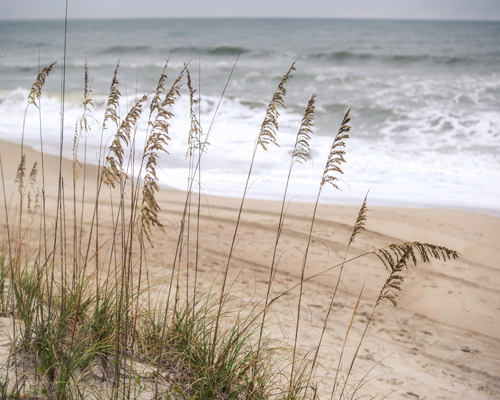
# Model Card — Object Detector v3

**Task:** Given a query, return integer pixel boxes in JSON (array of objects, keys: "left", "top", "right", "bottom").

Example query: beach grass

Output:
[{"left": 0, "top": 58, "right": 459, "bottom": 400}]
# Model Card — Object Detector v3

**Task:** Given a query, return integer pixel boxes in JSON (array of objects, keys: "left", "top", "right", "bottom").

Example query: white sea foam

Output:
[{"left": 1, "top": 87, "right": 498, "bottom": 216}]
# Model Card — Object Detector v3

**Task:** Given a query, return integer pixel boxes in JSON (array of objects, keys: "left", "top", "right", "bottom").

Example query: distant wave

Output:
[
  {"left": 309, "top": 51, "right": 474, "bottom": 66},
  {"left": 386, "top": 54, "right": 430, "bottom": 63},
  {"left": 444, "top": 57, "right": 471, "bottom": 65},
  {"left": 99, "top": 45, "right": 152, "bottom": 54},
  {"left": 208, "top": 46, "right": 250, "bottom": 55},
  {"left": 170, "top": 46, "right": 250, "bottom": 55},
  {"left": 385, "top": 54, "right": 470, "bottom": 65},
  {"left": 310, "top": 51, "right": 373, "bottom": 60}
]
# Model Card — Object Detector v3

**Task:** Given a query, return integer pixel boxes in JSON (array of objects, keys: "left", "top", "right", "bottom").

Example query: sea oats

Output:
[
  {"left": 103, "top": 61, "right": 121, "bottom": 130},
  {"left": 140, "top": 69, "right": 185, "bottom": 246},
  {"left": 28, "top": 162, "right": 37, "bottom": 187},
  {"left": 15, "top": 155, "right": 26, "bottom": 186},
  {"left": 5, "top": 59, "right": 464, "bottom": 400},
  {"left": 348, "top": 191, "right": 368, "bottom": 247},
  {"left": 292, "top": 94, "right": 315, "bottom": 164},
  {"left": 81, "top": 64, "right": 94, "bottom": 128},
  {"left": 27, "top": 192, "right": 32, "bottom": 215},
  {"left": 320, "top": 109, "right": 351, "bottom": 190},
  {"left": 375, "top": 241, "right": 458, "bottom": 272},
  {"left": 186, "top": 68, "right": 205, "bottom": 158},
  {"left": 148, "top": 69, "right": 184, "bottom": 144},
  {"left": 73, "top": 64, "right": 94, "bottom": 183},
  {"left": 72, "top": 129, "right": 82, "bottom": 183},
  {"left": 149, "top": 61, "right": 169, "bottom": 120},
  {"left": 375, "top": 242, "right": 459, "bottom": 304},
  {"left": 257, "top": 62, "right": 296, "bottom": 150},
  {"left": 27, "top": 62, "right": 57, "bottom": 108},
  {"left": 377, "top": 247, "right": 410, "bottom": 306},
  {"left": 102, "top": 94, "right": 148, "bottom": 188}
]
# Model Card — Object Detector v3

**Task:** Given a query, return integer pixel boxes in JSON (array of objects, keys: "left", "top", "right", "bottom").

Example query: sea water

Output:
[{"left": 0, "top": 18, "right": 499, "bottom": 215}]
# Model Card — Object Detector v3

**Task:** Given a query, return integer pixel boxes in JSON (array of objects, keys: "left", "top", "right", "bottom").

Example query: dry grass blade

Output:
[
  {"left": 27, "top": 61, "right": 57, "bottom": 108},
  {"left": 257, "top": 62, "right": 296, "bottom": 150},
  {"left": 140, "top": 69, "right": 185, "bottom": 246},
  {"left": 103, "top": 61, "right": 121, "bottom": 130},
  {"left": 321, "top": 109, "right": 351, "bottom": 190},
  {"left": 330, "top": 287, "right": 364, "bottom": 400},
  {"left": 292, "top": 94, "right": 315, "bottom": 164},
  {"left": 102, "top": 94, "right": 148, "bottom": 188}
]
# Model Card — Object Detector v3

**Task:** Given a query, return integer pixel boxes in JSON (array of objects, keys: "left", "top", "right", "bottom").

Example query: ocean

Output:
[{"left": 0, "top": 18, "right": 499, "bottom": 215}]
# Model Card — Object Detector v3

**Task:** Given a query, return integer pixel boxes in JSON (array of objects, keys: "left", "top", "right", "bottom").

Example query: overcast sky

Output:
[{"left": 1, "top": 0, "right": 500, "bottom": 21}]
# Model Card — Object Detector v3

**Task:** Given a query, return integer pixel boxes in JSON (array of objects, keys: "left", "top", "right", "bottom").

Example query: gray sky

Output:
[{"left": 2, "top": 0, "right": 500, "bottom": 20}]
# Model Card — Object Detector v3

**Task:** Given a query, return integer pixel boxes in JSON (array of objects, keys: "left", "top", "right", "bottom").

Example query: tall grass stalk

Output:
[
  {"left": 213, "top": 62, "right": 296, "bottom": 354},
  {"left": 290, "top": 109, "right": 351, "bottom": 389},
  {"left": 255, "top": 93, "right": 315, "bottom": 374}
]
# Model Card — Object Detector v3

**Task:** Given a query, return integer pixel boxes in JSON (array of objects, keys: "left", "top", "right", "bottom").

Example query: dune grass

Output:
[{"left": 0, "top": 58, "right": 459, "bottom": 400}]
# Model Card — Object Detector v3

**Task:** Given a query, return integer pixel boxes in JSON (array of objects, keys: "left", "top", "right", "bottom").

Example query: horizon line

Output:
[{"left": 2, "top": 16, "right": 500, "bottom": 23}]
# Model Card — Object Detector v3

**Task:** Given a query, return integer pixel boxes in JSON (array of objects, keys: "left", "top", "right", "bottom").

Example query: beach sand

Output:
[{"left": 0, "top": 139, "right": 499, "bottom": 399}]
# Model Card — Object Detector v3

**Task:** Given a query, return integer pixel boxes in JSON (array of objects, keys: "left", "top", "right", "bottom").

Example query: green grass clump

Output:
[{"left": 0, "top": 58, "right": 458, "bottom": 400}]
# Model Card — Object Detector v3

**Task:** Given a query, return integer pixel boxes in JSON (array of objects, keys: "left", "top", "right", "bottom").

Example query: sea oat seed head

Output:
[
  {"left": 292, "top": 94, "right": 316, "bottom": 164},
  {"left": 27, "top": 61, "right": 57, "bottom": 108},
  {"left": 321, "top": 109, "right": 351, "bottom": 190},
  {"left": 257, "top": 62, "right": 296, "bottom": 150}
]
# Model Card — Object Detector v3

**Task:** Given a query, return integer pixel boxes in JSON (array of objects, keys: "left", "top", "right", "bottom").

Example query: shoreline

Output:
[{"left": 5, "top": 138, "right": 499, "bottom": 218}]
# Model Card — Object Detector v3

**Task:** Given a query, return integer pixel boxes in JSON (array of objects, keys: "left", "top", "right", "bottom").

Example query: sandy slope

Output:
[{"left": 0, "top": 139, "right": 499, "bottom": 399}]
